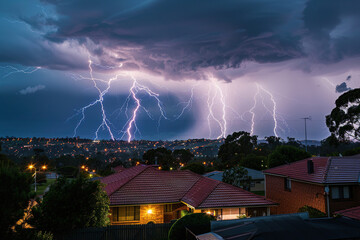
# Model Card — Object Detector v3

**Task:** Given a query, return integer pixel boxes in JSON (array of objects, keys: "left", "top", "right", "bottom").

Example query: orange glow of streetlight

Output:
[
  {"left": 42, "top": 165, "right": 47, "bottom": 170},
  {"left": 28, "top": 164, "right": 34, "bottom": 170},
  {"left": 81, "top": 165, "right": 86, "bottom": 169}
]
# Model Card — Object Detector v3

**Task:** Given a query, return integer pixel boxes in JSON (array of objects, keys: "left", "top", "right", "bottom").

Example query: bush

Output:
[
  {"left": 29, "top": 176, "right": 109, "bottom": 233},
  {"left": 181, "top": 163, "right": 205, "bottom": 174},
  {"left": 0, "top": 162, "right": 32, "bottom": 238},
  {"left": 168, "top": 213, "right": 215, "bottom": 240},
  {"left": 298, "top": 205, "right": 326, "bottom": 218},
  {"left": 56, "top": 166, "right": 79, "bottom": 178}
]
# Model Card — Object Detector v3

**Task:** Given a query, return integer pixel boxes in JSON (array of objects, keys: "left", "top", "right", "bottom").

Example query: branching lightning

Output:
[
  {"left": 1, "top": 66, "right": 41, "bottom": 78},
  {"left": 248, "top": 83, "right": 282, "bottom": 137},
  {"left": 71, "top": 54, "right": 194, "bottom": 142},
  {"left": 206, "top": 78, "right": 227, "bottom": 139}
]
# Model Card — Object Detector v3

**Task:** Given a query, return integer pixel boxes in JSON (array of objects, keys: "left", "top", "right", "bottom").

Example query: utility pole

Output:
[{"left": 301, "top": 117, "right": 311, "bottom": 152}]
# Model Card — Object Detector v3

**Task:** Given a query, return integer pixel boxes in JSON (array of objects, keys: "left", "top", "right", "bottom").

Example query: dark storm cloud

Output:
[
  {"left": 303, "top": 0, "right": 360, "bottom": 62},
  {"left": 2, "top": 0, "right": 360, "bottom": 80},
  {"left": 335, "top": 82, "right": 351, "bottom": 93},
  {"left": 32, "top": 0, "right": 304, "bottom": 80}
]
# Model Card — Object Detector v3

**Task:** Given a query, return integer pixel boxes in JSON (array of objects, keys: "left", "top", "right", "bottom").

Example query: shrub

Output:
[
  {"left": 298, "top": 205, "right": 326, "bottom": 218},
  {"left": 181, "top": 163, "right": 205, "bottom": 174},
  {"left": 29, "top": 176, "right": 109, "bottom": 233},
  {"left": 0, "top": 162, "right": 31, "bottom": 238},
  {"left": 168, "top": 213, "right": 215, "bottom": 240}
]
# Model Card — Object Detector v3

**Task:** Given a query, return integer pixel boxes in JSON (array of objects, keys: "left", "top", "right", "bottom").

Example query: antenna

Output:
[{"left": 301, "top": 117, "right": 311, "bottom": 152}]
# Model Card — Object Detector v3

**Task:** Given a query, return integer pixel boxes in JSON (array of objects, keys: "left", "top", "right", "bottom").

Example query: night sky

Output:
[{"left": 0, "top": 0, "right": 359, "bottom": 141}]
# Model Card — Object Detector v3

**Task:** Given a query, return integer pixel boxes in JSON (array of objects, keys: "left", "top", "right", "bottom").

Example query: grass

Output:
[
  {"left": 251, "top": 191, "right": 265, "bottom": 196},
  {"left": 33, "top": 178, "right": 56, "bottom": 196}
]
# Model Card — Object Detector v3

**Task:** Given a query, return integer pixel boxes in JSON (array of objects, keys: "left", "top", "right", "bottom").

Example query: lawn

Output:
[{"left": 33, "top": 178, "right": 56, "bottom": 196}]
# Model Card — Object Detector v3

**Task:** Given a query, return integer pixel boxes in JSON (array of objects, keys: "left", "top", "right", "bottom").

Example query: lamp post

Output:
[
  {"left": 28, "top": 164, "right": 37, "bottom": 192},
  {"left": 28, "top": 164, "right": 47, "bottom": 192}
]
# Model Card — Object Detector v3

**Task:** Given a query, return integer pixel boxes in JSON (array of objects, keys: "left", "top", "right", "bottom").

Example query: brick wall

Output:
[
  {"left": 265, "top": 175, "right": 326, "bottom": 214},
  {"left": 139, "top": 204, "right": 164, "bottom": 224}
]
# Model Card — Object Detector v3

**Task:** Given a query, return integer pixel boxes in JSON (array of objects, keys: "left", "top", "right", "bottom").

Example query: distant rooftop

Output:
[
  {"left": 263, "top": 156, "right": 360, "bottom": 184},
  {"left": 203, "top": 168, "right": 264, "bottom": 182}
]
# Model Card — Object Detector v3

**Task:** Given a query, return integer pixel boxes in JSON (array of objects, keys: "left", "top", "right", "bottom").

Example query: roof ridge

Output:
[
  {"left": 108, "top": 165, "right": 151, "bottom": 197},
  {"left": 194, "top": 177, "right": 221, "bottom": 207},
  {"left": 322, "top": 157, "right": 332, "bottom": 184},
  {"left": 263, "top": 157, "right": 321, "bottom": 173}
]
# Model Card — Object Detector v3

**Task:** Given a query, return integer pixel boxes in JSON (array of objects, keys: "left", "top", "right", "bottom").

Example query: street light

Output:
[
  {"left": 28, "top": 164, "right": 47, "bottom": 193},
  {"left": 28, "top": 164, "right": 37, "bottom": 192}
]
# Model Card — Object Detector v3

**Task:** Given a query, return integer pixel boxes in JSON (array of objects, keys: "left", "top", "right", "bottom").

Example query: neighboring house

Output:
[
  {"left": 100, "top": 165, "right": 276, "bottom": 225},
  {"left": 196, "top": 212, "right": 360, "bottom": 240},
  {"left": 203, "top": 168, "right": 265, "bottom": 192},
  {"left": 263, "top": 157, "right": 360, "bottom": 216},
  {"left": 335, "top": 206, "right": 360, "bottom": 221}
]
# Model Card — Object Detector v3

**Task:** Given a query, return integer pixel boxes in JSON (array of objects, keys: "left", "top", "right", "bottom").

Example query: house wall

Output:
[
  {"left": 329, "top": 185, "right": 360, "bottom": 214},
  {"left": 139, "top": 204, "right": 164, "bottom": 224},
  {"left": 250, "top": 180, "right": 264, "bottom": 192},
  {"left": 265, "top": 175, "right": 326, "bottom": 214},
  {"left": 110, "top": 203, "right": 188, "bottom": 225}
]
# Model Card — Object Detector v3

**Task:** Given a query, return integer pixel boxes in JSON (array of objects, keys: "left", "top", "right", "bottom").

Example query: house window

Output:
[
  {"left": 112, "top": 206, "right": 140, "bottom": 222},
  {"left": 284, "top": 178, "right": 291, "bottom": 191},
  {"left": 164, "top": 204, "right": 172, "bottom": 213},
  {"left": 331, "top": 186, "right": 351, "bottom": 200}
]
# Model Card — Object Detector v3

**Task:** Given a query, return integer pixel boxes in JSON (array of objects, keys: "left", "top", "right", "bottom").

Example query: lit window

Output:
[{"left": 112, "top": 206, "right": 140, "bottom": 222}]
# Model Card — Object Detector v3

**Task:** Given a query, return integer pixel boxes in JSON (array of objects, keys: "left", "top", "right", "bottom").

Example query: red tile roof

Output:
[
  {"left": 101, "top": 165, "right": 276, "bottom": 208},
  {"left": 335, "top": 206, "right": 360, "bottom": 221},
  {"left": 325, "top": 157, "right": 360, "bottom": 184},
  {"left": 264, "top": 156, "right": 360, "bottom": 184},
  {"left": 197, "top": 183, "right": 274, "bottom": 208}
]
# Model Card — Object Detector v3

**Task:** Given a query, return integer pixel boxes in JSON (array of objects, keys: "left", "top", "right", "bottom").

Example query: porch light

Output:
[
  {"left": 206, "top": 211, "right": 211, "bottom": 215},
  {"left": 147, "top": 209, "right": 153, "bottom": 214}
]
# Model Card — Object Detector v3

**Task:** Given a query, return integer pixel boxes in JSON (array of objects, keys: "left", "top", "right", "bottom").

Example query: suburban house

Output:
[
  {"left": 196, "top": 212, "right": 360, "bottom": 240},
  {"left": 100, "top": 165, "right": 276, "bottom": 225},
  {"left": 203, "top": 168, "right": 265, "bottom": 192},
  {"left": 263, "top": 156, "right": 360, "bottom": 216}
]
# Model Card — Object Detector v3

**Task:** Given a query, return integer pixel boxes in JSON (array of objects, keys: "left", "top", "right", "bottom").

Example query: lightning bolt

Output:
[
  {"left": 72, "top": 53, "right": 194, "bottom": 142},
  {"left": 249, "top": 84, "right": 260, "bottom": 136},
  {"left": 257, "top": 84, "right": 278, "bottom": 137},
  {"left": 248, "top": 83, "right": 280, "bottom": 137},
  {"left": 206, "top": 78, "right": 227, "bottom": 139},
  {"left": 0, "top": 66, "right": 41, "bottom": 78}
]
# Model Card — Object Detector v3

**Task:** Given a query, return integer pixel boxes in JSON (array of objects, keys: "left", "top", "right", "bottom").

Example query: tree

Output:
[
  {"left": 142, "top": 148, "right": 176, "bottom": 170},
  {"left": 181, "top": 163, "right": 205, "bottom": 174},
  {"left": 218, "top": 131, "right": 257, "bottom": 167},
  {"left": 222, "top": 166, "right": 251, "bottom": 190},
  {"left": 172, "top": 149, "right": 193, "bottom": 164},
  {"left": 265, "top": 136, "right": 282, "bottom": 150},
  {"left": 326, "top": 88, "right": 360, "bottom": 142},
  {"left": 267, "top": 145, "right": 311, "bottom": 168},
  {"left": 30, "top": 177, "right": 109, "bottom": 233},
  {"left": 0, "top": 161, "right": 32, "bottom": 238},
  {"left": 240, "top": 154, "right": 267, "bottom": 170}
]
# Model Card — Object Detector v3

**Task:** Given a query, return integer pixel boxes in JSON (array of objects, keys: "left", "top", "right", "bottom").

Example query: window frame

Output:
[
  {"left": 330, "top": 186, "right": 351, "bottom": 200},
  {"left": 112, "top": 206, "right": 140, "bottom": 222},
  {"left": 284, "top": 178, "right": 291, "bottom": 191}
]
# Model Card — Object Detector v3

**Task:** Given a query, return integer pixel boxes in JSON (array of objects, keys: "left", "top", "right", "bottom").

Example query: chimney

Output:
[{"left": 307, "top": 160, "right": 314, "bottom": 174}]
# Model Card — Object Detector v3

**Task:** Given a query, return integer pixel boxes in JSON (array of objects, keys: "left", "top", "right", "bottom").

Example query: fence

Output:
[{"left": 55, "top": 223, "right": 172, "bottom": 240}]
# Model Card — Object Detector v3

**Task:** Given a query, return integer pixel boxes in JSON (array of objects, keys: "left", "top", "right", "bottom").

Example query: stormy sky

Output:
[{"left": 0, "top": 0, "right": 359, "bottom": 141}]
